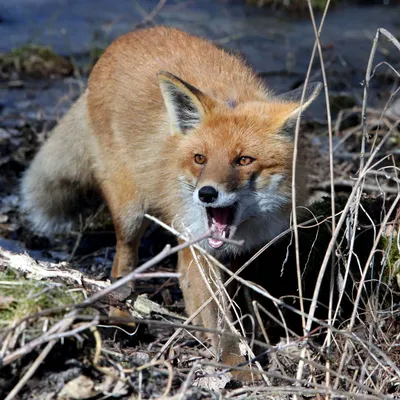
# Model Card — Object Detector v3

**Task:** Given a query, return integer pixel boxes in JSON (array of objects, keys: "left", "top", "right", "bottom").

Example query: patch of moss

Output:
[
  {"left": 380, "top": 230, "right": 400, "bottom": 289},
  {"left": 0, "top": 44, "right": 73, "bottom": 79},
  {"left": 0, "top": 268, "right": 84, "bottom": 326}
]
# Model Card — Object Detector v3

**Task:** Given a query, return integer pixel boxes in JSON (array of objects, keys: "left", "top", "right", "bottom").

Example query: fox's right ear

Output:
[{"left": 158, "top": 71, "right": 213, "bottom": 135}]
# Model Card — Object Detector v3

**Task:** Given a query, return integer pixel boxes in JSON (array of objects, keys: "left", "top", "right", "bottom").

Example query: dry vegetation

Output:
[
  {"left": 0, "top": 45, "right": 73, "bottom": 80},
  {"left": 0, "top": 1, "right": 400, "bottom": 399}
]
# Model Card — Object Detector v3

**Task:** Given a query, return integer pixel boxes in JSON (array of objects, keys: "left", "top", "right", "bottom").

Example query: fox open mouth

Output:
[{"left": 206, "top": 205, "right": 236, "bottom": 249}]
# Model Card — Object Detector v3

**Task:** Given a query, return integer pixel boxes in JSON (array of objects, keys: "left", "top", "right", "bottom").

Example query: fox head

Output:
[{"left": 158, "top": 71, "right": 321, "bottom": 255}]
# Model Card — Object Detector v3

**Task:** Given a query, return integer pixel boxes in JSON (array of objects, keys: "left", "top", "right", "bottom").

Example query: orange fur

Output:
[{"left": 20, "top": 26, "right": 321, "bottom": 381}]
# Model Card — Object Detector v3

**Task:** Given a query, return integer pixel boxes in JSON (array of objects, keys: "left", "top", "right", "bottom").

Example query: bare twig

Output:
[{"left": 312, "top": 178, "right": 400, "bottom": 194}]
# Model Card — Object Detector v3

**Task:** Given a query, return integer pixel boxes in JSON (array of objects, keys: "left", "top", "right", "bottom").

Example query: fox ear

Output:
[
  {"left": 279, "top": 82, "right": 322, "bottom": 120},
  {"left": 158, "top": 71, "right": 211, "bottom": 135}
]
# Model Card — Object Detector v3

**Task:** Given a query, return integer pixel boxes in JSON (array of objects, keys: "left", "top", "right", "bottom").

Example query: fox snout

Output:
[
  {"left": 198, "top": 186, "right": 218, "bottom": 203},
  {"left": 195, "top": 186, "right": 237, "bottom": 208}
]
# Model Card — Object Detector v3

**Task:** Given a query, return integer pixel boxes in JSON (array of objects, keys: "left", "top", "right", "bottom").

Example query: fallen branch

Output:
[
  {"left": 0, "top": 247, "right": 179, "bottom": 310},
  {"left": 312, "top": 178, "right": 400, "bottom": 194}
]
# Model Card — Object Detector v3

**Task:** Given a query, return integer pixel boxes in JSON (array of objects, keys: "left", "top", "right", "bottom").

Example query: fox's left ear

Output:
[
  {"left": 158, "top": 71, "right": 214, "bottom": 135},
  {"left": 279, "top": 82, "right": 322, "bottom": 120}
]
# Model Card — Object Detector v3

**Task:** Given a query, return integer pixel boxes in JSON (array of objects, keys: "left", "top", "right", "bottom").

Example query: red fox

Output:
[{"left": 20, "top": 26, "right": 321, "bottom": 380}]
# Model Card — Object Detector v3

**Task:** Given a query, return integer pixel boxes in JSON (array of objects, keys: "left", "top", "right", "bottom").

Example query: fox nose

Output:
[{"left": 198, "top": 186, "right": 218, "bottom": 203}]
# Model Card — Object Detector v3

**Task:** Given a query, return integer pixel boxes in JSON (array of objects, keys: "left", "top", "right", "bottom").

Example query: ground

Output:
[{"left": 0, "top": 1, "right": 400, "bottom": 399}]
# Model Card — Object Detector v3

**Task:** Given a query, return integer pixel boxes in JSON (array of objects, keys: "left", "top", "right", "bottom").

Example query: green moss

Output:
[
  {"left": 380, "top": 231, "right": 400, "bottom": 288},
  {"left": 0, "top": 44, "right": 73, "bottom": 78},
  {"left": 0, "top": 268, "right": 84, "bottom": 326}
]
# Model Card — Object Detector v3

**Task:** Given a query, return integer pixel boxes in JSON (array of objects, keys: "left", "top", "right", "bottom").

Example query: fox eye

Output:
[
  {"left": 237, "top": 156, "right": 255, "bottom": 166},
  {"left": 194, "top": 154, "right": 206, "bottom": 165}
]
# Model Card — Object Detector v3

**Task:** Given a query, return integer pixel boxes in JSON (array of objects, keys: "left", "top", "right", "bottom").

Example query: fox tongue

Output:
[{"left": 208, "top": 208, "right": 230, "bottom": 249}]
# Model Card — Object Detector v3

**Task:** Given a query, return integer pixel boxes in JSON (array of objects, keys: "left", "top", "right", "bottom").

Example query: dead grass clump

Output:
[{"left": 0, "top": 44, "right": 73, "bottom": 79}]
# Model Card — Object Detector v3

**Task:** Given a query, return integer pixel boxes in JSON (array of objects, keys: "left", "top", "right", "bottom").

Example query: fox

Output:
[{"left": 20, "top": 26, "right": 321, "bottom": 380}]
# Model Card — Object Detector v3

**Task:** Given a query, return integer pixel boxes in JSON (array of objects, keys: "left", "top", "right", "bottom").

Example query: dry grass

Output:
[{"left": 0, "top": 44, "right": 73, "bottom": 79}]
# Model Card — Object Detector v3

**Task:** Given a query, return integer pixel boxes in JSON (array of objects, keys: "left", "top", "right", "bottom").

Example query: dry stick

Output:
[
  {"left": 340, "top": 31, "right": 391, "bottom": 366},
  {"left": 190, "top": 247, "right": 259, "bottom": 379},
  {"left": 331, "top": 29, "right": 400, "bottom": 390},
  {"left": 330, "top": 154, "right": 398, "bottom": 328},
  {"left": 4, "top": 311, "right": 78, "bottom": 400},
  {"left": 1, "top": 313, "right": 100, "bottom": 367},
  {"left": 292, "top": 0, "right": 332, "bottom": 391},
  {"left": 314, "top": 178, "right": 400, "bottom": 194},
  {"left": 5, "top": 217, "right": 395, "bottom": 394},
  {"left": 141, "top": 0, "right": 168, "bottom": 24},
  {"left": 307, "top": 19, "right": 400, "bottom": 362},
  {"left": 2, "top": 310, "right": 78, "bottom": 366},
  {"left": 224, "top": 385, "right": 382, "bottom": 400},
  {"left": 300, "top": 118, "right": 398, "bottom": 374},
  {"left": 334, "top": 193, "right": 400, "bottom": 389},
  {"left": 306, "top": 1, "right": 337, "bottom": 396},
  {"left": 252, "top": 302, "right": 291, "bottom": 380},
  {"left": 205, "top": 359, "right": 385, "bottom": 400},
  {"left": 329, "top": 36, "right": 400, "bottom": 364},
  {"left": 361, "top": 28, "right": 400, "bottom": 172},
  {"left": 5, "top": 340, "right": 57, "bottom": 400},
  {"left": 198, "top": 249, "right": 269, "bottom": 384},
  {"left": 367, "top": 167, "right": 400, "bottom": 185},
  {"left": 187, "top": 247, "right": 241, "bottom": 349},
  {"left": 136, "top": 360, "right": 174, "bottom": 399},
  {"left": 78, "top": 230, "right": 238, "bottom": 308},
  {"left": 178, "top": 362, "right": 199, "bottom": 400},
  {"left": 253, "top": 296, "right": 295, "bottom": 343},
  {"left": 133, "top": 0, "right": 168, "bottom": 28},
  {"left": 156, "top": 226, "right": 267, "bottom": 381}
]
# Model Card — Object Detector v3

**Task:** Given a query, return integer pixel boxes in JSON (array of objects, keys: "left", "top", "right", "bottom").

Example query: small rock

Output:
[
  {"left": 193, "top": 366, "right": 232, "bottom": 391},
  {"left": 133, "top": 351, "right": 151, "bottom": 365},
  {"left": 57, "top": 375, "right": 97, "bottom": 399}
]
